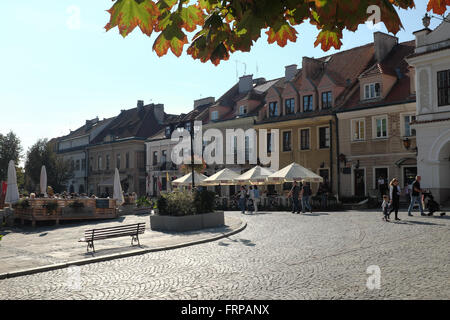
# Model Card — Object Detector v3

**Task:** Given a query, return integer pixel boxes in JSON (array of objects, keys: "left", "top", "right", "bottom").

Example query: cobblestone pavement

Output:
[{"left": 1, "top": 210, "right": 449, "bottom": 300}]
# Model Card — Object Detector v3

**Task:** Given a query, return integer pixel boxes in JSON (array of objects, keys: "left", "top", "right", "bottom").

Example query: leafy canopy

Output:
[{"left": 105, "top": 0, "right": 449, "bottom": 65}]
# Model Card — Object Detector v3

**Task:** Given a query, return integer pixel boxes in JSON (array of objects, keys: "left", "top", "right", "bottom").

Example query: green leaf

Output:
[{"left": 105, "top": 0, "right": 159, "bottom": 37}]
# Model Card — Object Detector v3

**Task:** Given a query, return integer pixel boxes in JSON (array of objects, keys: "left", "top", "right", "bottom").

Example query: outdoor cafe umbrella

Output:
[
  {"left": 234, "top": 166, "right": 275, "bottom": 185},
  {"left": 201, "top": 168, "right": 240, "bottom": 186},
  {"left": 172, "top": 172, "right": 207, "bottom": 187},
  {"left": 5, "top": 160, "right": 20, "bottom": 205},
  {"left": 113, "top": 168, "right": 124, "bottom": 206},
  {"left": 40, "top": 165, "right": 48, "bottom": 197},
  {"left": 266, "top": 162, "right": 323, "bottom": 184}
]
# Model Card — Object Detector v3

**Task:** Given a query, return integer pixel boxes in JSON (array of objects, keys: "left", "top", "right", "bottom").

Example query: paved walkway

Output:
[
  {"left": 0, "top": 213, "right": 244, "bottom": 276},
  {"left": 0, "top": 209, "right": 449, "bottom": 299}
]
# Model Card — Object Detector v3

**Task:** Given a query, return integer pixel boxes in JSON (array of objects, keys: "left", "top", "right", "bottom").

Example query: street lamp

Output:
[{"left": 403, "top": 137, "right": 411, "bottom": 150}]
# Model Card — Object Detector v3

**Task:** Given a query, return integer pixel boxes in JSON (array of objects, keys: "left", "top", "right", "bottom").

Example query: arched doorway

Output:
[{"left": 428, "top": 130, "right": 450, "bottom": 204}]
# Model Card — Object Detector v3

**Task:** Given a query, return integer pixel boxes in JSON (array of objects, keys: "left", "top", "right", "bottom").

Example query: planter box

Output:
[{"left": 150, "top": 211, "right": 224, "bottom": 232}]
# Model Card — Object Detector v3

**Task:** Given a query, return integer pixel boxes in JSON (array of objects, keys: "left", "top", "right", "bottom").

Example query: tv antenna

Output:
[{"left": 235, "top": 60, "right": 247, "bottom": 81}]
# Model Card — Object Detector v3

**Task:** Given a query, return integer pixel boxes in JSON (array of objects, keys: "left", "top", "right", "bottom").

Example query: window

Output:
[
  {"left": 245, "top": 136, "right": 250, "bottom": 161},
  {"left": 239, "top": 105, "right": 247, "bottom": 115},
  {"left": 152, "top": 151, "right": 158, "bottom": 166},
  {"left": 303, "top": 95, "right": 313, "bottom": 112},
  {"left": 116, "top": 154, "right": 121, "bottom": 169},
  {"left": 81, "top": 159, "right": 86, "bottom": 170},
  {"left": 285, "top": 98, "right": 295, "bottom": 115},
  {"left": 185, "top": 122, "right": 191, "bottom": 133},
  {"left": 75, "top": 160, "right": 80, "bottom": 171},
  {"left": 71, "top": 160, "right": 75, "bottom": 171},
  {"left": 106, "top": 155, "right": 110, "bottom": 170},
  {"left": 437, "top": 70, "right": 450, "bottom": 106},
  {"left": 403, "top": 114, "right": 416, "bottom": 137},
  {"left": 165, "top": 126, "right": 171, "bottom": 137},
  {"left": 364, "top": 83, "right": 381, "bottom": 99},
  {"left": 269, "top": 102, "right": 278, "bottom": 117},
  {"left": 162, "top": 150, "right": 167, "bottom": 163},
  {"left": 282, "top": 131, "right": 292, "bottom": 152},
  {"left": 321, "top": 91, "right": 332, "bottom": 109},
  {"left": 125, "top": 152, "right": 130, "bottom": 169},
  {"left": 352, "top": 119, "right": 365, "bottom": 141},
  {"left": 319, "top": 127, "right": 330, "bottom": 149},
  {"left": 267, "top": 132, "right": 273, "bottom": 153},
  {"left": 211, "top": 110, "right": 219, "bottom": 121},
  {"left": 300, "top": 128, "right": 310, "bottom": 150},
  {"left": 98, "top": 156, "right": 103, "bottom": 170},
  {"left": 374, "top": 116, "right": 387, "bottom": 138},
  {"left": 161, "top": 177, "right": 167, "bottom": 191}
]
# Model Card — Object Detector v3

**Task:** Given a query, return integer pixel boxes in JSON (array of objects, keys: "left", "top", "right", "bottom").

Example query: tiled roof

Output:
[
  {"left": 337, "top": 40, "right": 416, "bottom": 113},
  {"left": 91, "top": 104, "right": 169, "bottom": 144},
  {"left": 58, "top": 117, "right": 115, "bottom": 141}
]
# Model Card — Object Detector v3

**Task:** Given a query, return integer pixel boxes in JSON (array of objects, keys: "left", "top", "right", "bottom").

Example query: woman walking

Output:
[{"left": 389, "top": 178, "right": 401, "bottom": 221}]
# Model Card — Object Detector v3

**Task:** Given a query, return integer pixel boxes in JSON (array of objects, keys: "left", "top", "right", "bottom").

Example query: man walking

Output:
[
  {"left": 300, "top": 180, "right": 313, "bottom": 214},
  {"left": 288, "top": 181, "right": 301, "bottom": 214},
  {"left": 239, "top": 185, "right": 247, "bottom": 214},
  {"left": 407, "top": 175, "right": 426, "bottom": 217},
  {"left": 252, "top": 186, "right": 260, "bottom": 213}
]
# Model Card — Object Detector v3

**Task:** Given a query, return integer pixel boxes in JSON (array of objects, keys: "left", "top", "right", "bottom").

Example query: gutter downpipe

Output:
[{"left": 334, "top": 114, "right": 341, "bottom": 200}]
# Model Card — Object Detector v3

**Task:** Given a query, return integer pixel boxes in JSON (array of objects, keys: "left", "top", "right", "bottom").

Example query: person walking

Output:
[
  {"left": 389, "top": 178, "right": 401, "bottom": 220},
  {"left": 407, "top": 175, "right": 426, "bottom": 217},
  {"left": 248, "top": 186, "right": 254, "bottom": 214},
  {"left": 300, "top": 180, "right": 313, "bottom": 214},
  {"left": 252, "top": 186, "right": 260, "bottom": 213},
  {"left": 288, "top": 181, "right": 301, "bottom": 214},
  {"left": 239, "top": 185, "right": 247, "bottom": 214}
]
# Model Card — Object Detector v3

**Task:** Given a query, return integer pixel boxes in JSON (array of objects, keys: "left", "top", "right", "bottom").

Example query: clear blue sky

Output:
[{"left": 0, "top": 0, "right": 443, "bottom": 163}]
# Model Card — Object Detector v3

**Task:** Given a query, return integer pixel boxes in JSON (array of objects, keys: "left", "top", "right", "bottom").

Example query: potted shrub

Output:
[
  {"left": 150, "top": 189, "right": 224, "bottom": 231},
  {"left": 68, "top": 200, "right": 85, "bottom": 211}
]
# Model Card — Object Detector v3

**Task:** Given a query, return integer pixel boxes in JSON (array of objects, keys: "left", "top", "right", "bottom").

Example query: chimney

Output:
[
  {"left": 374, "top": 32, "right": 398, "bottom": 62},
  {"left": 137, "top": 100, "right": 144, "bottom": 112},
  {"left": 194, "top": 97, "right": 215, "bottom": 109},
  {"left": 153, "top": 104, "right": 164, "bottom": 124},
  {"left": 285, "top": 64, "right": 298, "bottom": 82},
  {"left": 302, "top": 57, "right": 323, "bottom": 80},
  {"left": 238, "top": 74, "right": 253, "bottom": 93}
]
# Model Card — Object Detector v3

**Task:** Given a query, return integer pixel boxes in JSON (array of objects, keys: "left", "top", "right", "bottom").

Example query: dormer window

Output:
[
  {"left": 165, "top": 126, "right": 171, "bottom": 137},
  {"left": 321, "top": 92, "right": 332, "bottom": 109},
  {"left": 269, "top": 102, "right": 278, "bottom": 117},
  {"left": 285, "top": 98, "right": 295, "bottom": 115},
  {"left": 185, "top": 122, "right": 191, "bottom": 133},
  {"left": 211, "top": 110, "right": 219, "bottom": 121},
  {"left": 239, "top": 105, "right": 247, "bottom": 115},
  {"left": 364, "top": 83, "right": 381, "bottom": 100},
  {"left": 303, "top": 95, "right": 313, "bottom": 112}
]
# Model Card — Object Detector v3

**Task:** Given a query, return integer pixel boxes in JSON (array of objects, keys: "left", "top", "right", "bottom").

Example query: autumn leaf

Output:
[
  {"left": 314, "top": 28, "right": 343, "bottom": 51},
  {"left": 105, "top": 0, "right": 159, "bottom": 37},
  {"left": 180, "top": 5, "right": 205, "bottom": 32},
  {"left": 153, "top": 23, "right": 188, "bottom": 57},
  {"left": 427, "top": 0, "right": 450, "bottom": 15},
  {"left": 266, "top": 22, "right": 298, "bottom": 47}
]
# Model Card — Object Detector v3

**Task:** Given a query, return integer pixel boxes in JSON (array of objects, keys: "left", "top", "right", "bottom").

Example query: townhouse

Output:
[
  {"left": 337, "top": 35, "right": 417, "bottom": 198},
  {"left": 407, "top": 14, "right": 450, "bottom": 204},
  {"left": 86, "top": 101, "right": 173, "bottom": 197}
]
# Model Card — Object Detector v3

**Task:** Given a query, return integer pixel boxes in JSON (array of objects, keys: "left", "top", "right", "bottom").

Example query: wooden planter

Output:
[{"left": 150, "top": 211, "right": 224, "bottom": 232}]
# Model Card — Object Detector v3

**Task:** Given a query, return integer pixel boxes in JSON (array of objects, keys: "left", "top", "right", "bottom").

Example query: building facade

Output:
[{"left": 407, "top": 15, "right": 450, "bottom": 204}]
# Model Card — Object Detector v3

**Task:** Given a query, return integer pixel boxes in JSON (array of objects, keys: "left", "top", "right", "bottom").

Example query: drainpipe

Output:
[
  {"left": 334, "top": 114, "right": 341, "bottom": 199},
  {"left": 85, "top": 148, "right": 89, "bottom": 195},
  {"left": 329, "top": 119, "right": 333, "bottom": 195}
]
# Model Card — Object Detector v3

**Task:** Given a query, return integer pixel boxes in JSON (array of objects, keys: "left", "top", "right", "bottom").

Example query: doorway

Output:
[{"left": 354, "top": 169, "right": 365, "bottom": 197}]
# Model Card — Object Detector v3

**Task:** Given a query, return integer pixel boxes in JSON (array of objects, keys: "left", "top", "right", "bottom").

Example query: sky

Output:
[{"left": 0, "top": 0, "right": 445, "bottom": 164}]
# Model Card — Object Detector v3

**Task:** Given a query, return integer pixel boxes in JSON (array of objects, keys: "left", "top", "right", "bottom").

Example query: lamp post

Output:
[{"left": 190, "top": 120, "right": 195, "bottom": 189}]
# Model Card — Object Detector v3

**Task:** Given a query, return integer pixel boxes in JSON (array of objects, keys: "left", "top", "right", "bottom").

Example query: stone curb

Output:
[{"left": 0, "top": 220, "right": 247, "bottom": 280}]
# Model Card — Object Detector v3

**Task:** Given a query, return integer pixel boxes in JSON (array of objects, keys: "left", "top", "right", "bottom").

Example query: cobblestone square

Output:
[{"left": 0, "top": 210, "right": 449, "bottom": 300}]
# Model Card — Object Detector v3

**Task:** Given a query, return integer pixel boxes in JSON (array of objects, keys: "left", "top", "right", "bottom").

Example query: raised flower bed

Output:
[{"left": 150, "top": 190, "right": 224, "bottom": 232}]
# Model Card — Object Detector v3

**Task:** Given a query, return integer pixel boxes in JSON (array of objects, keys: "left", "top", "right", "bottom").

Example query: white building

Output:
[{"left": 406, "top": 14, "right": 450, "bottom": 204}]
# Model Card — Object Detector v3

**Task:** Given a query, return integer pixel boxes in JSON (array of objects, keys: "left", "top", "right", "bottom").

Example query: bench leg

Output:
[
  {"left": 131, "top": 235, "right": 141, "bottom": 247},
  {"left": 87, "top": 241, "right": 95, "bottom": 253}
]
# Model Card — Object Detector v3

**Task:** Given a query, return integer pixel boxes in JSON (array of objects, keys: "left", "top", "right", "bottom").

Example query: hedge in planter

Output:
[{"left": 156, "top": 190, "right": 216, "bottom": 216}]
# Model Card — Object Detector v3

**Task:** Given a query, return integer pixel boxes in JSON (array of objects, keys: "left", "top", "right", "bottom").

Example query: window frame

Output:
[
  {"left": 299, "top": 128, "right": 311, "bottom": 151},
  {"left": 321, "top": 91, "right": 333, "bottom": 109},
  {"left": 211, "top": 110, "right": 219, "bottom": 121},
  {"left": 269, "top": 101, "right": 279, "bottom": 117},
  {"left": 282, "top": 130, "right": 292, "bottom": 152},
  {"left": 437, "top": 69, "right": 450, "bottom": 107},
  {"left": 351, "top": 118, "right": 366, "bottom": 142},
  {"left": 303, "top": 95, "right": 313, "bottom": 112},
  {"left": 284, "top": 98, "right": 295, "bottom": 115},
  {"left": 372, "top": 115, "right": 388, "bottom": 139},
  {"left": 318, "top": 126, "right": 331, "bottom": 149},
  {"left": 364, "top": 83, "right": 381, "bottom": 100},
  {"left": 401, "top": 113, "right": 416, "bottom": 137}
]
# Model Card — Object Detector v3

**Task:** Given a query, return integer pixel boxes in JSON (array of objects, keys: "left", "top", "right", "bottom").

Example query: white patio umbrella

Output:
[
  {"left": 40, "top": 165, "right": 48, "bottom": 197},
  {"left": 172, "top": 172, "right": 207, "bottom": 187},
  {"left": 201, "top": 168, "right": 240, "bottom": 186},
  {"left": 113, "top": 168, "right": 124, "bottom": 206},
  {"left": 267, "top": 162, "right": 323, "bottom": 184},
  {"left": 234, "top": 166, "right": 275, "bottom": 185},
  {"left": 5, "top": 160, "right": 20, "bottom": 205}
]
